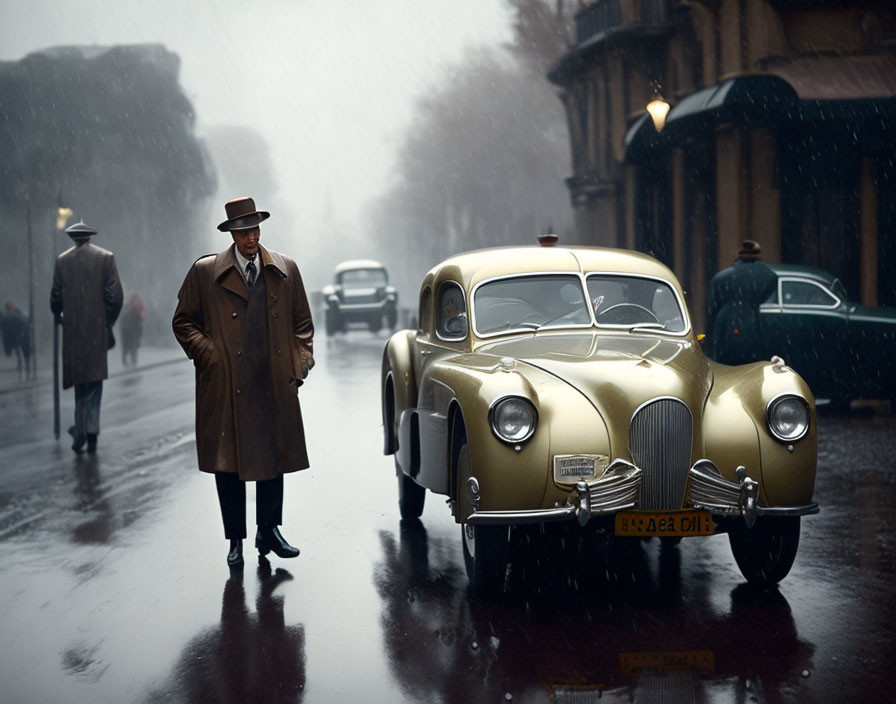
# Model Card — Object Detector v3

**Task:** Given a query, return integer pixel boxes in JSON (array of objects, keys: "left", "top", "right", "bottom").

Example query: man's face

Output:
[{"left": 231, "top": 226, "right": 261, "bottom": 258}]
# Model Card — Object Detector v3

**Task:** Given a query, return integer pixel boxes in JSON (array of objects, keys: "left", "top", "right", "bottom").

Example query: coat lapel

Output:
[{"left": 214, "top": 244, "right": 248, "bottom": 301}]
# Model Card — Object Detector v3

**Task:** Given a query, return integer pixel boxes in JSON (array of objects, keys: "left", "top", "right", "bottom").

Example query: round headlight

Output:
[
  {"left": 767, "top": 395, "right": 809, "bottom": 442},
  {"left": 490, "top": 397, "right": 537, "bottom": 444}
]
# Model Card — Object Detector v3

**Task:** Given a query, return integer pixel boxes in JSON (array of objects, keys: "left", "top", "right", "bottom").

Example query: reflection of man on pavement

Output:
[
  {"left": 173, "top": 197, "right": 314, "bottom": 567},
  {"left": 707, "top": 239, "right": 777, "bottom": 364},
  {"left": 50, "top": 221, "right": 124, "bottom": 453},
  {"left": 150, "top": 564, "right": 306, "bottom": 702}
]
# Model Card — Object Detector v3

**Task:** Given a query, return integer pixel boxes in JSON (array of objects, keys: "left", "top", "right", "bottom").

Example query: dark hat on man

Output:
[
  {"left": 65, "top": 221, "right": 98, "bottom": 239},
  {"left": 217, "top": 197, "right": 270, "bottom": 232},
  {"left": 737, "top": 239, "right": 762, "bottom": 257}
]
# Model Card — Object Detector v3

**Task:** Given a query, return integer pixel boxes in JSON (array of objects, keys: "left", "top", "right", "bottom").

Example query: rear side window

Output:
[
  {"left": 781, "top": 280, "right": 838, "bottom": 307},
  {"left": 436, "top": 282, "right": 468, "bottom": 340}
]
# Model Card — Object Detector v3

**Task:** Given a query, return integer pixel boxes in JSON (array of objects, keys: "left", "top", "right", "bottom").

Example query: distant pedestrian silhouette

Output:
[
  {"left": 1, "top": 300, "right": 32, "bottom": 379},
  {"left": 707, "top": 239, "right": 777, "bottom": 364},
  {"left": 120, "top": 293, "right": 145, "bottom": 366},
  {"left": 50, "top": 220, "right": 123, "bottom": 453}
]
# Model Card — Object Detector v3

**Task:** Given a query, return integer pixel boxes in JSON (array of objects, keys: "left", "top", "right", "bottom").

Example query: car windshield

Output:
[
  {"left": 473, "top": 274, "right": 592, "bottom": 335},
  {"left": 586, "top": 274, "right": 686, "bottom": 332},
  {"left": 339, "top": 268, "right": 387, "bottom": 288}
]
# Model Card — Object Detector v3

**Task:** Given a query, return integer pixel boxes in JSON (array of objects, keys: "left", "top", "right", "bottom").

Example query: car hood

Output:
[
  {"left": 477, "top": 332, "right": 713, "bottom": 415},
  {"left": 848, "top": 303, "right": 896, "bottom": 324}
]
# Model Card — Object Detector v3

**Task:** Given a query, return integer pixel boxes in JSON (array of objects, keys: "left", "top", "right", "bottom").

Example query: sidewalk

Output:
[{"left": 0, "top": 344, "right": 186, "bottom": 395}]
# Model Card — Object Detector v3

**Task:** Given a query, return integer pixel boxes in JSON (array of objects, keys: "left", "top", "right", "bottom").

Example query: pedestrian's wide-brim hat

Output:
[
  {"left": 65, "top": 221, "right": 98, "bottom": 239},
  {"left": 217, "top": 197, "right": 270, "bottom": 232},
  {"left": 738, "top": 239, "right": 762, "bottom": 257}
]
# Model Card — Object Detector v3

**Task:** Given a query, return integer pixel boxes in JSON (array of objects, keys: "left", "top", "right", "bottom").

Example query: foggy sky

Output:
[{"left": 0, "top": 0, "right": 512, "bottom": 254}]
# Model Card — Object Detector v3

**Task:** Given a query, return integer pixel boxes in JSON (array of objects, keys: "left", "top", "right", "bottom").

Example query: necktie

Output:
[{"left": 246, "top": 260, "right": 257, "bottom": 289}]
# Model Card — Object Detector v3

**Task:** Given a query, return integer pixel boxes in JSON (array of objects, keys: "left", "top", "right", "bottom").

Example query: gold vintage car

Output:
[{"left": 381, "top": 241, "right": 819, "bottom": 594}]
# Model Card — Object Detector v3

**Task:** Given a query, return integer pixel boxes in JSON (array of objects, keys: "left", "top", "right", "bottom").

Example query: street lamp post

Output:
[{"left": 52, "top": 206, "right": 73, "bottom": 439}]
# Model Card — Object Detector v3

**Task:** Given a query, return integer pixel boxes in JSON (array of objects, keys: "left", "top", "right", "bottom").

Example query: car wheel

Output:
[
  {"left": 325, "top": 307, "right": 340, "bottom": 336},
  {"left": 385, "top": 304, "right": 397, "bottom": 330},
  {"left": 368, "top": 314, "right": 382, "bottom": 333},
  {"left": 456, "top": 439, "right": 508, "bottom": 596},
  {"left": 397, "top": 468, "right": 425, "bottom": 519},
  {"left": 728, "top": 517, "right": 800, "bottom": 586}
]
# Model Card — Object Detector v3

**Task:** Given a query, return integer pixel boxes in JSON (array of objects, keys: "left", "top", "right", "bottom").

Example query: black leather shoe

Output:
[
  {"left": 255, "top": 526, "right": 300, "bottom": 558},
  {"left": 87, "top": 434, "right": 98, "bottom": 453},
  {"left": 227, "top": 540, "right": 244, "bottom": 567},
  {"left": 71, "top": 433, "right": 87, "bottom": 453}
]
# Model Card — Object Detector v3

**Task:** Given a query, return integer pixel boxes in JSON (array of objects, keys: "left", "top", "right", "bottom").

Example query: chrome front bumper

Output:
[
  {"left": 688, "top": 459, "right": 819, "bottom": 527},
  {"left": 465, "top": 459, "right": 641, "bottom": 527},
  {"left": 464, "top": 457, "right": 818, "bottom": 527}
]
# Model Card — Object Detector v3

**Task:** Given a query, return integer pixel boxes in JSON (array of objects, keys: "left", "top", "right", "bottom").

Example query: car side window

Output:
[
  {"left": 436, "top": 282, "right": 468, "bottom": 340},
  {"left": 781, "top": 280, "right": 838, "bottom": 307}
]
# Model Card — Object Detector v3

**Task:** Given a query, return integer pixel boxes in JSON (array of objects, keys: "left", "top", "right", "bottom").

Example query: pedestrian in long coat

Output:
[
  {"left": 50, "top": 221, "right": 124, "bottom": 452},
  {"left": 173, "top": 196, "right": 314, "bottom": 567},
  {"left": 707, "top": 239, "right": 777, "bottom": 364}
]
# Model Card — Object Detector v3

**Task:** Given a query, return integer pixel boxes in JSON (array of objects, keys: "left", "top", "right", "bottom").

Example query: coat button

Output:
[
  {"left": 232, "top": 312, "right": 238, "bottom": 318},
  {"left": 272, "top": 312, "right": 278, "bottom": 318},
  {"left": 277, "top": 349, "right": 282, "bottom": 356},
  {"left": 272, "top": 295, "right": 278, "bottom": 301},
  {"left": 236, "top": 388, "right": 241, "bottom": 395},
  {"left": 237, "top": 351, "right": 242, "bottom": 356}
]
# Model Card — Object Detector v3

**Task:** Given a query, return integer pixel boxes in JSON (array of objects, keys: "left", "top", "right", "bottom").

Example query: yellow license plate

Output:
[
  {"left": 614, "top": 510, "right": 715, "bottom": 537},
  {"left": 618, "top": 650, "right": 715, "bottom": 674}
]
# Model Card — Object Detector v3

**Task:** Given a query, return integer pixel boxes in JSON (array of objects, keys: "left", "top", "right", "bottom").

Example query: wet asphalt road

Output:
[{"left": 0, "top": 333, "right": 893, "bottom": 703}]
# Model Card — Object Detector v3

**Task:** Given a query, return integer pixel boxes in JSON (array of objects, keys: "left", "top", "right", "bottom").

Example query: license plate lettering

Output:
[{"left": 614, "top": 510, "right": 714, "bottom": 537}]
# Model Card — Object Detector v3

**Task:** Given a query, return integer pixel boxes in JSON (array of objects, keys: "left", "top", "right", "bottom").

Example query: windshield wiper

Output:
[{"left": 629, "top": 322, "right": 667, "bottom": 333}]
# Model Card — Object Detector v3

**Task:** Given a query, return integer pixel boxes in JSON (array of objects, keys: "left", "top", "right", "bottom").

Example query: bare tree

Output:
[
  {"left": 505, "top": 0, "right": 580, "bottom": 74},
  {"left": 368, "top": 45, "right": 572, "bottom": 301}
]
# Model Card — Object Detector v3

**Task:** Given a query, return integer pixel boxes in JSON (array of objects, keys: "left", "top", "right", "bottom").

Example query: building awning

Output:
[
  {"left": 623, "top": 75, "right": 800, "bottom": 160},
  {"left": 623, "top": 113, "right": 668, "bottom": 161},
  {"left": 623, "top": 67, "right": 896, "bottom": 162},
  {"left": 665, "top": 74, "right": 800, "bottom": 131}
]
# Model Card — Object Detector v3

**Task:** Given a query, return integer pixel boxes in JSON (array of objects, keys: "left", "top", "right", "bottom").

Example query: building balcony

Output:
[{"left": 575, "top": 0, "right": 675, "bottom": 47}]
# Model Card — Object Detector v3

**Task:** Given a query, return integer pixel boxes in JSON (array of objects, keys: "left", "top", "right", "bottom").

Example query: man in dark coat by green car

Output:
[{"left": 707, "top": 239, "right": 777, "bottom": 364}]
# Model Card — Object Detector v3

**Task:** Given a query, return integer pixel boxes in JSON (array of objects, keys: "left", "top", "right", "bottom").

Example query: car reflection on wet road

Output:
[{"left": 0, "top": 334, "right": 892, "bottom": 702}]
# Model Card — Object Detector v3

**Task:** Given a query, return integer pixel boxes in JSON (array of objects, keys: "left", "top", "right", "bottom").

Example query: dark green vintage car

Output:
[{"left": 758, "top": 264, "right": 896, "bottom": 403}]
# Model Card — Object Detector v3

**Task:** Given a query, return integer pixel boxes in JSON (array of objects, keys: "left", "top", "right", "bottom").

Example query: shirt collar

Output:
[{"left": 233, "top": 247, "right": 257, "bottom": 277}]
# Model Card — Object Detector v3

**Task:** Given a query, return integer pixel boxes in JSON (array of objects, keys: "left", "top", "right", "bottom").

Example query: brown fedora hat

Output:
[
  {"left": 217, "top": 197, "right": 270, "bottom": 232},
  {"left": 737, "top": 239, "right": 762, "bottom": 257}
]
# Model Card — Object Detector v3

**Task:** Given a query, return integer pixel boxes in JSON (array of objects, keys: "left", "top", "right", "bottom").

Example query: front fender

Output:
[
  {"left": 703, "top": 361, "right": 817, "bottom": 507},
  {"left": 422, "top": 357, "right": 612, "bottom": 523},
  {"left": 382, "top": 330, "right": 417, "bottom": 455}
]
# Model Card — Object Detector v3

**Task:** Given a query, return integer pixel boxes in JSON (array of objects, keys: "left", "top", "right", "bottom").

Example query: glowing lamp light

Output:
[
  {"left": 56, "top": 207, "right": 73, "bottom": 231},
  {"left": 646, "top": 96, "right": 670, "bottom": 132}
]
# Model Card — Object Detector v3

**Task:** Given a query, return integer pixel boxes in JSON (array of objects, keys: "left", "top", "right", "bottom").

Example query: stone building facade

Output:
[{"left": 549, "top": 0, "right": 896, "bottom": 329}]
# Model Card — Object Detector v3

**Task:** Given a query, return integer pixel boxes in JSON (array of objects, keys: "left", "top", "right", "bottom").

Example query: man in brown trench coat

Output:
[
  {"left": 50, "top": 220, "right": 124, "bottom": 452},
  {"left": 173, "top": 197, "right": 314, "bottom": 567}
]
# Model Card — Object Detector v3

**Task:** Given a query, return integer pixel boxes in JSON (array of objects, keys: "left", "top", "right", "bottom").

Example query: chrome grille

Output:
[{"left": 629, "top": 398, "right": 693, "bottom": 509}]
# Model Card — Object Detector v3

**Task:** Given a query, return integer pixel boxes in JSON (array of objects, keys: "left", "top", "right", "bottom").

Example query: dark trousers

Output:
[
  {"left": 74, "top": 381, "right": 103, "bottom": 436},
  {"left": 214, "top": 472, "right": 284, "bottom": 540}
]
